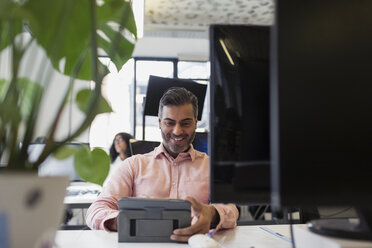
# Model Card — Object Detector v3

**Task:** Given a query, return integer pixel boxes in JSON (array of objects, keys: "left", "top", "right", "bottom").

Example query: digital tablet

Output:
[{"left": 118, "top": 197, "right": 191, "bottom": 242}]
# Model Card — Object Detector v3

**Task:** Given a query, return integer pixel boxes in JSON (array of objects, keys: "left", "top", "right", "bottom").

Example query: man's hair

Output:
[{"left": 158, "top": 87, "right": 198, "bottom": 119}]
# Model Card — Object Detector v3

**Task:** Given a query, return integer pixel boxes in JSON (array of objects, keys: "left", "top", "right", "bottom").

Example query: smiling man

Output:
[
  {"left": 86, "top": 87, "right": 238, "bottom": 242},
  {"left": 158, "top": 90, "right": 197, "bottom": 158}
]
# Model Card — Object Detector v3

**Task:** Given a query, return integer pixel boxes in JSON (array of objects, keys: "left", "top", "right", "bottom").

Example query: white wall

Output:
[{"left": 133, "top": 36, "right": 209, "bottom": 61}]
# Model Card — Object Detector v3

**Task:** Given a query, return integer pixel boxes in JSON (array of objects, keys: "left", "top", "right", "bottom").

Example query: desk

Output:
[
  {"left": 64, "top": 182, "right": 101, "bottom": 208},
  {"left": 62, "top": 182, "right": 101, "bottom": 229},
  {"left": 55, "top": 225, "right": 294, "bottom": 248}
]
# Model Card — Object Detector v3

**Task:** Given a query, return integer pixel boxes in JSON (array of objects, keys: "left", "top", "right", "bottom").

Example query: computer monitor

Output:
[
  {"left": 209, "top": 24, "right": 271, "bottom": 204},
  {"left": 271, "top": 0, "right": 372, "bottom": 240},
  {"left": 144, "top": 76, "right": 207, "bottom": 121},
  {"left": 28, "top": 143, "right": 83, "bottom": 182}
]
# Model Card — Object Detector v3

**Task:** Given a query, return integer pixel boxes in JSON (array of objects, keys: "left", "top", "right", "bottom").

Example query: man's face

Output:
[{"left": 159, "top": 103, "right": 197, "bottom": 158}]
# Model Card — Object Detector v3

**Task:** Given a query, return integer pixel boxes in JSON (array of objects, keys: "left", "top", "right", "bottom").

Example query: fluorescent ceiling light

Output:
[{"left": 219, "top": 39, "right": 234, "bottom": 66}]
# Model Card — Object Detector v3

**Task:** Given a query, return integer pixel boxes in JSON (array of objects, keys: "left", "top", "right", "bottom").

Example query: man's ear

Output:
[{"left": 158, "top": 118, "right": 161, "bottom": 128}]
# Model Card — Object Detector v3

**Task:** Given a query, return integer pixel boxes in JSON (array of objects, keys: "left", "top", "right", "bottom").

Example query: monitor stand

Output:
[{"left": 307, "top": 208, "right": 372, "bottom": 240}]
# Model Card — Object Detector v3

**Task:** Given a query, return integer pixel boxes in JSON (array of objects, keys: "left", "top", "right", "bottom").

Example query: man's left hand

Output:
[{"left": 170, "top": 196, "right": 220, "bottom": 242}]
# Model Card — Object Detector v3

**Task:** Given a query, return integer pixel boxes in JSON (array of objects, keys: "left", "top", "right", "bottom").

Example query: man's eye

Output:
[
  {"left": 181, "top": 122, "right": 192, "bottom": 127},
  {"left": 165, "top": 122, "right": 174, "bottom": 126}
]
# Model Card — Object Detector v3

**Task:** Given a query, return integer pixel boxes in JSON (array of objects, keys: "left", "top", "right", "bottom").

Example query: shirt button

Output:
[
  {"left": 172, "top": 182, "right": 176, "bottom": 185},
  {"left": 174, "top": 163, "right": 177, "bottom": 166}
]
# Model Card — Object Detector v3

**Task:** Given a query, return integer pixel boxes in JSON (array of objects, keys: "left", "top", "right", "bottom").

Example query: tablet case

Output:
[{"left": 118, "top": 197, "right": 191, "bottom": 242}]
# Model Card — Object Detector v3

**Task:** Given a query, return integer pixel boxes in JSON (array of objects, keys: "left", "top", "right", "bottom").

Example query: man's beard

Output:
[{"left": 160, "top": 128, "right": 196, "bottom": 156}]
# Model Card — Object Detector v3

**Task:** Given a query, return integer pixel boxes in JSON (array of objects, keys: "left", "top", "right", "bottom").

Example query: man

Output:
[{"left": 86, "top": 87, "right": 238, "bottom": 242}]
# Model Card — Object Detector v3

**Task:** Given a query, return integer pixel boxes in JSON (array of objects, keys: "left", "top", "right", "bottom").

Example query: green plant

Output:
[{"left": 0, "top": 0, "right": 137, "bottom": 185}]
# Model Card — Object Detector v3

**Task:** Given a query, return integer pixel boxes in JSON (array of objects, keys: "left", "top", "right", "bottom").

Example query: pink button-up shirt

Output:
[{"left": 86, "top": 144, "right": 238, "bottom": 231}]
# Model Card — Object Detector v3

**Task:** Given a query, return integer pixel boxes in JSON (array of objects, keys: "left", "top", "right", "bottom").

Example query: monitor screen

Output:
[
  {"left": 210, "top": 25, "right": 271, "bottom": 204},
  {"left": 271, "top": 0, "right": 372, "bottom": 239},
  {"left": 271, "top": 0, "right": 372, "bottom": 209},
  {"left": 28, "top": 143, "right": 83, "bottom": 182},
  {"left": 144, "top": 76, "right": 207, "bottom": 121}
]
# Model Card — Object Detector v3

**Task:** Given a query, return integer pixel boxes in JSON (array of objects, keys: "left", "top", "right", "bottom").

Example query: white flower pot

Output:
[{"left": 0, "top": 174, "right": 69, "bottom": 248}]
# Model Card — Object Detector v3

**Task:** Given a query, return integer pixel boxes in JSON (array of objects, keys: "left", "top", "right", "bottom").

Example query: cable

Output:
[{"left": 289, "top": 210, "right": 296, "bottom": 248}]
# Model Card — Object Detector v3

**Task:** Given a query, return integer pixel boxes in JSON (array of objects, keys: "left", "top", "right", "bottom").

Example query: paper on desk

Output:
[
  {"left": 260, "top": 226, "right": 292, "bottom": 243},
  {"left": 213, "top": 226, "right": 293, "bottom": 248}
]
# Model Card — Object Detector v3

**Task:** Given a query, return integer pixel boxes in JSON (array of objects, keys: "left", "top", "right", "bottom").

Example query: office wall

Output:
[{"left": 133, "top": 36, "right": 209, "bottom": 61}]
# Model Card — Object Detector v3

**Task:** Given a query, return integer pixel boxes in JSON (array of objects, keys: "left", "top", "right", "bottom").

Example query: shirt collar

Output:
[{"left": 154, "top": 143, "right": 196, "bottom": 162}]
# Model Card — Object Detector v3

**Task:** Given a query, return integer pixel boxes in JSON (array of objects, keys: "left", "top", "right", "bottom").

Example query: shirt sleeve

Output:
[
  {"left": 86, "top": 158, "right": 135, "bottom": 231},
  {"left": 85, "top": 196, "right": 120, "bottom": 231},
  {"left": 212, "top": 203, "right": 239, "bottom": 231}
]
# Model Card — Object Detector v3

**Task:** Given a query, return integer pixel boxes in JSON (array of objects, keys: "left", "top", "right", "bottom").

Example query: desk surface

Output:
[
  {"left": 64, "top": 182, "right": 101, "bottom": 207},
  {"left": 55, "top": 225, "right": 294, "bottom": 248}
]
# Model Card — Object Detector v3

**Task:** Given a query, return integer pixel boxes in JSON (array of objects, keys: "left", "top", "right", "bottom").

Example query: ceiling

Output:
[{"left": 143, "top": 0, "right": 275, "bottom": 38}]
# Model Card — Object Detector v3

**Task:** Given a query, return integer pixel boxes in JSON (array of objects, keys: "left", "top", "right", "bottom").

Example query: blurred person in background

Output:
[{"left": 104, "top": 132, "right": 133, "bottom": 186}]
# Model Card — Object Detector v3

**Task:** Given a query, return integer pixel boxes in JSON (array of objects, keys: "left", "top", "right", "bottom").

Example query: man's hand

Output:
[
  {"left": 105, "top": 217, "right": 118, "bottom": 231},
  {"left": 170, "top": 196, "right": 220, "bottom": 242}
]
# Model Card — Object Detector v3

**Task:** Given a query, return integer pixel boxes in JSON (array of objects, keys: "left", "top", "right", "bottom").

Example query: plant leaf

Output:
[
  {"left": 0, "top": 1, "right": 24, "bottom": 52},
  {"left": 0, "top": 77, "right": 42, "bottom": 128},
  {"left": 75, "top": 89, "right": 112, "bottom": 115},
  {"left": 17, "top": 78, "right": 43, "bottom": 119},
  {"left": 74, "top": 146, "right": 110, "bottom": 186},
  {"left": 53, "top": 146, "right": 77, "bottom": 160},
  {"left": 0, "top": 78, "right": 42, "bottom": 117},
  {"left": 97, "top": 0, "right": 137, "bottom": 39},
  {"left": 97, "top": 26, "right": 135, "bottom": 71},
  {"left": 0, "top": 79, "right": 9, "bottom": 101},
  {"left": 97, "top": 0, "right": 137, "bottom": 69},
  {"left": 22, "top": 0, "right": 136, "bottom": 81}
]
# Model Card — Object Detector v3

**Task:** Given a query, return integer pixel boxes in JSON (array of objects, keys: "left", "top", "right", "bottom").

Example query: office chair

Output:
[{"left": 129, "top": 139, "right": 161, "bottom": 155}]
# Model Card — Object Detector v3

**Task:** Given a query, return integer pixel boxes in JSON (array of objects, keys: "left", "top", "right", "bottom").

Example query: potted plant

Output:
[
  {"left": 0, "top": 0, "right": 136, "bottom": 183},
  {"left": 0, "top": 0, "right": 136, "bottom": 247}
]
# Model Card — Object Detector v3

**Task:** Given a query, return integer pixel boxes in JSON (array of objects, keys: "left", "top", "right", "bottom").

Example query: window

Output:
[
  {"left": 134, "top": 59, "right": 175, "bottom": 141},
  {"left": 178, "top": 61, "right": 210, "bottom": 80},
  {"left": 89, "top": 58, "right": 133, "bottom": 150},
  {"left": 178, "top": 61, "right": 210, "bottom": 131}
]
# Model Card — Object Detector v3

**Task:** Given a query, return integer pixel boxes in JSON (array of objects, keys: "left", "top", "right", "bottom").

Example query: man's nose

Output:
[{"left": 173, "top": 123, "right": 183, "bottom": 135}]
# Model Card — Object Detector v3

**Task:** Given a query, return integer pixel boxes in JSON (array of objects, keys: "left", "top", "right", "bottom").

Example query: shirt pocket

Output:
[
  {"left": 133, "top": 174, "right": 171, "bottom": 198},
  {"left": 181, "top": 176, "right": 210, "bottom": 204}
]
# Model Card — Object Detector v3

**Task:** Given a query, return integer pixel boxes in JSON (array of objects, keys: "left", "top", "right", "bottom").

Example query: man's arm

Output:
[
  {"left": 85, "top": 159, "right": 135, "bottom": 231},
  {"left": 85, "top": 196, "right": 120, "bottom": 231},
  {"left": 170, "top": 196, "right": 239, "bottom": 242}
]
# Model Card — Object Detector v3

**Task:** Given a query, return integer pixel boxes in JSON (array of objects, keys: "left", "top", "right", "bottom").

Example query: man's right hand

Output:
[
  {"left": 105, "top": 217, "right": 118, "bottom": 231},
  {"left": 170, "top": 196, "right": 220, "bottom": 242}
]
